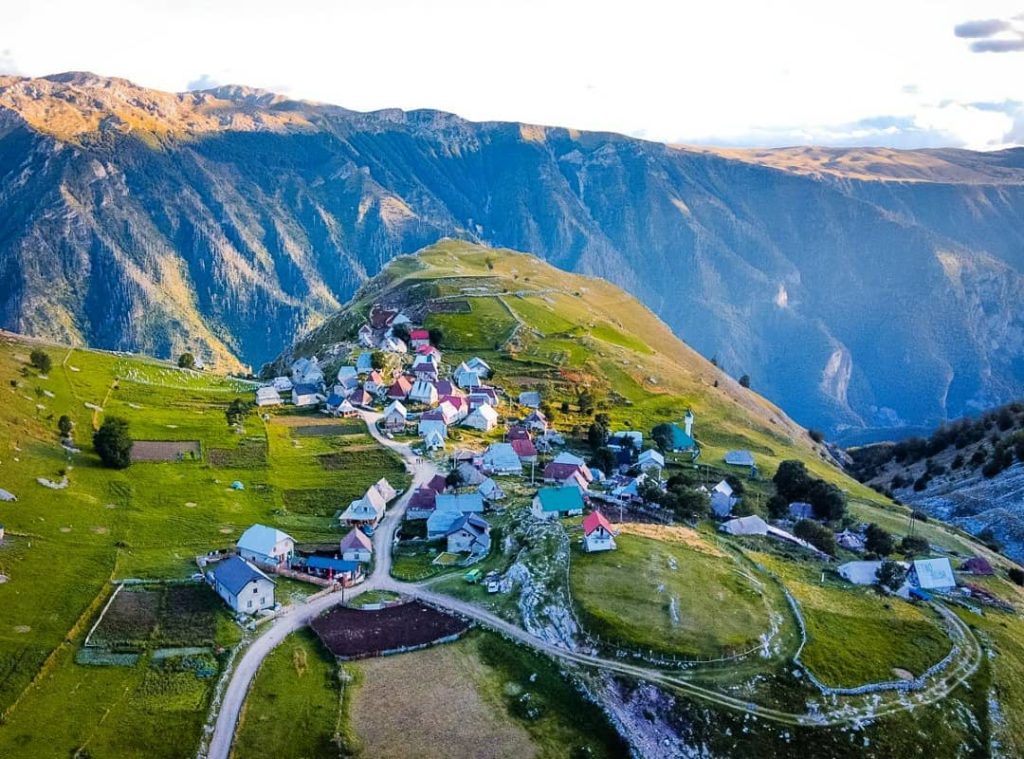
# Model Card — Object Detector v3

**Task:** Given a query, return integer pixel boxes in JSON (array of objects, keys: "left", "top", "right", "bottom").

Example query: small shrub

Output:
[
  {"left": 93, "top": 417, "right": 133, "bottom": 469},
  {"left": 29, "top": 348, "right": 52, "bottom": 374}
]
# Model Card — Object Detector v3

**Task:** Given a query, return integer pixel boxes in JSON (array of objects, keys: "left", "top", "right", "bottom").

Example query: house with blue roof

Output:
[
  {"left": 531, "top": 486, "right": 585, "bottom": 521},
  {"left": 209, "top": 556, "right": 275, "bottom": 614},
  {"left": 356, "top": 352, "right": 374, "bottom": 373},
  {"left": 447, "top": 514, "right": 492, "bottom": 554},
  {"left": 427, "top": 493, "right": 486, "bottom": 539},
  {"left": 237, "top": 524, "right": 295, "bottom": 567},
  {"left": 667, "top": 424, "right": 696, "bottom": 452},
  {"left": 300, "top": 555, "right": 363, "bottom": 584}
]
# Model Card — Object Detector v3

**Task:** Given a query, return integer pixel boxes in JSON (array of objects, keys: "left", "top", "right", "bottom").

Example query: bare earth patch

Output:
[
  {"left": 219, "top": 527, "right": 234, "bottom": 534},
  {"left": 13, "top": 625, "right": 31, "bottom": 633},
  {"left": 617, "top": 522, "right": 725, "bottom": 558},
  {"left": 0, "top": 574, "right": 9, "bottom": 584},
  {"left": 130, "top": 440, "right": 201, "bottom": 463},
  {"left": 59, "top": 526, "right": 72, "bottom": 533},
  {"left": 351, "top": 642, "right": 535, "bottom": 759},
  {"left": 92, "top": 526, "right": 109, "bottom": 534}
]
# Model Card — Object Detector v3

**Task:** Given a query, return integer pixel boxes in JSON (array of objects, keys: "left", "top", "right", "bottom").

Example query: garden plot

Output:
[
  {"left": 130, "top": 440, "right": 202, "bottom": 462},
  {"left": 288, "top": 421, "right": 364, "bottom": 437},
  {"left": 86, "top": 584, "right": 224, "bottom": 657},
  {"left": 311, "top": 601, "right": 469, "bottom": 658},
  {"left": 207, "top": 437, "right": 268, "bottom": 468}
]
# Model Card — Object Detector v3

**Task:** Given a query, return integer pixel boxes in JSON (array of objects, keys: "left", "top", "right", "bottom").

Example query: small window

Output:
[
  {"left": 247, "top": 600, "right": 252, "bottom": 608},
  {"left": 253, "top": 587, "right": 258, "bottom": 594}
]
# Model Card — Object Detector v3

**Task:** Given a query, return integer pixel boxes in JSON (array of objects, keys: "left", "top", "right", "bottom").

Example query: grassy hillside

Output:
[
  {"left": 288, "top": 240, "right": 984, "bottom": 548},
  {"left": 281, "top": 240, "right": 1024, "bottom": 755},
  {"left": 0, "top": 333, "right": 407, "bottom": 757}
]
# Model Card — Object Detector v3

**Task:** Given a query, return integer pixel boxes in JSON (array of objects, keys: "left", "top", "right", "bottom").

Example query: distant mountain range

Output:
[{"left": 2, "top": 71, "right": 1023, "bottom": 440}]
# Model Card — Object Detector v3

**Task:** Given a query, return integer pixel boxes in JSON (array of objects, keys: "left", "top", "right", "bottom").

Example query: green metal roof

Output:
[{"left": 537, "top": 486, "right": 584, "bottom": 512}]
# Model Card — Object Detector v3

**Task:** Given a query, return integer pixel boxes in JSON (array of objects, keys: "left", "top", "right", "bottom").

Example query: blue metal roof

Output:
[
  {"left": 304, "top": 555, "right": 359, "bottom": 573},
  {"left": 211, "top": 556, "right": 272, "bottom": 595}
]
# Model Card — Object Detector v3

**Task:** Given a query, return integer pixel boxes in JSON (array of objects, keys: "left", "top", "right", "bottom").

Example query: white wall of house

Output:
[
  {"left": 215, "top": 577, "right": 275, "bottom": 614},
  {"left": 584, "top": 530, "right": 616, "bottom": 552},
  {"left": 342, "top": 547, "right": 372, "bottom": 563}
]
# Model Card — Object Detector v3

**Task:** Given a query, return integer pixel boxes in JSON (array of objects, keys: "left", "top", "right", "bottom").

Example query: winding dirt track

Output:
[{"left": 201, "top": 412, "right": 984, "bottom": 759}]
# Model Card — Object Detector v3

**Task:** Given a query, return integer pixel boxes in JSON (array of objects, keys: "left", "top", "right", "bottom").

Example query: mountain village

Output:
[{"left": 202, "top": 300, "right": 994, "bottom": 628}]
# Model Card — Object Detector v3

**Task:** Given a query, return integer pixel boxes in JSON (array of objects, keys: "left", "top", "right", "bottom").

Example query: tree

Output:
[
  {"left": 590, "top": 447, "right": 616, "bottom": 475},
  {"left": 808, "top": 428, "right": 824, "bottom": 444},
  {"left": 428, "top": 327, "right": 444, "bottom": 347},
  {"left": 577, "top": 391, "right": 595, "bottom": 416},
  {"left": 899, "top": 534, "right": 929, "bottom": 556},
  {"left": 738, "top": 374, "right": 751, "bottom": 389},
  {"left": 766, "top": 494, "right": 789, "bottom": 519},
  {"left": 637, "top": 478, "right": 665, "bottom": 506},
  {"left": 57, "top": 414, "right": 74, "bottom": 438},
  {"left": 392, "top": 324, "right": 411, "bottom": 343},
  {"left": 225, "top": 398, "right": 254, "bottom": 427},
  {"left": 93, "top": 417, "right": 133, "bottom": 469},
  {"left": 177, "top": 352, "right": 196, "bottom": 369},
  {"left": 978, "top": 527, "right": 1002, "bottom": 552},
  {"left": 370, "top": 351, "right": 387, "bottom": 371},
  {"left": 793, "top": 520, "right": 836, "bottom": 555},
  {"left": 660, "top": 487, "right": 710, "bottom": 521},
  {"left": 445, "top": 468, "right": 465, "bottom": 490},
  {"left": 587, "top": 421, "right": 609, "bottom": 451},
  {"left": 651, "top": 423, "right": 674, "bottom": 453},
  {"left": 1008, "top": 567, "right": 1024, "bottom": 587},
  {"left": 865, "top": 523, "right": 895, "bottom": 557},
  {"left": 806, "top": 479, "right": 846, "bottom": 522},
  {"left": 875, "top": 560, "right": 907, "bottom": 592},
  {"left": 29, "top": 349, "right": 52, "bottom": 374},
  {"left": 773, "top": 460, "right": 810, "bottom": 500}
]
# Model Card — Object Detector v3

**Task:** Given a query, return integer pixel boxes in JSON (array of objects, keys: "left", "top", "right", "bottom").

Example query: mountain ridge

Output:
[{"left": 2, "top": 72, "right": 1023, "bottom": 438}]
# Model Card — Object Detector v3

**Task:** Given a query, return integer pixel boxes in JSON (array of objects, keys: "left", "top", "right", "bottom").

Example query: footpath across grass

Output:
[
  {"left": 751, "top": 551, "right": 952, "bottom": 688},
  {"left": 570, "top": 528, "right": 773, "bottom": 659}
]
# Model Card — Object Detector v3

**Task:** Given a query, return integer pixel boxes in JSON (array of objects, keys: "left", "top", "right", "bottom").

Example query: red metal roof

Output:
[
  {"left": 582, "top": 510, "right": 615, "bottom": 536},
  {"left": 511, "top": 438, "right": 538, "bottom": 458}
]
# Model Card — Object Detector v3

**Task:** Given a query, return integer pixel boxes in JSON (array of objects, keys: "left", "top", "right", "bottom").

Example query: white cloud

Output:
[{"left": 0, "top": 0, "right": 1021, "bottom": 148}]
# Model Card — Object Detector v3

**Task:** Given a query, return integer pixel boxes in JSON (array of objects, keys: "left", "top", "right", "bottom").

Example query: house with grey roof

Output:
[
  {"left": 237, "top": 524, "right": 295, "bottom": 567},
  {"left": 446, "top": 514, "right": 491, "bottom": 555},
  {"left": 209, "top": 556, "right": 275, "bottom": 615}
]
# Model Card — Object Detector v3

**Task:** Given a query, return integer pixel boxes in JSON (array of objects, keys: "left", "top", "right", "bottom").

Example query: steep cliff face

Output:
[{"left": 2, "top": 72, "right": 1023, "bottom": 436}]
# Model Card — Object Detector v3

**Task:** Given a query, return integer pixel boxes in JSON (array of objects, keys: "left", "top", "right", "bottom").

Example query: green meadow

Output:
[{"left": 0, "top": 335, "right": 407, "bottom": 757}]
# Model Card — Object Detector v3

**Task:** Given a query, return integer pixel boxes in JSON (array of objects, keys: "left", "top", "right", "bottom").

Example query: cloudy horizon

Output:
[{"left": 1, "top": 0, "right": 1022, "bottom": 150}]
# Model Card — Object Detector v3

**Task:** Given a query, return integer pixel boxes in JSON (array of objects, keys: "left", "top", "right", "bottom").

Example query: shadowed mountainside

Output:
[{"left": 2, "top": 72, "right": 1023, "bottom": 438}]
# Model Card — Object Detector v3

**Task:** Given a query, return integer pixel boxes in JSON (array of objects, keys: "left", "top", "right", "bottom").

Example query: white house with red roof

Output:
[
  {"left": 582, "top": 511, "right": 617, "bottom": 552},
  {"left": 410, "top": 329, "right": 431, "bottom": 348}
]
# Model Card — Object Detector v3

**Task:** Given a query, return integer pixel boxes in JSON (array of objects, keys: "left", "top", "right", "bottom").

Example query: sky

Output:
[{"left": 1, "top": 0, "right": 1022, "bottom": 149}]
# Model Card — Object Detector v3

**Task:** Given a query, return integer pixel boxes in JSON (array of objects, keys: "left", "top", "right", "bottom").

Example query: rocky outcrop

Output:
[{"left": 2, "top": 73, "right": 1023, "bottom": 435}]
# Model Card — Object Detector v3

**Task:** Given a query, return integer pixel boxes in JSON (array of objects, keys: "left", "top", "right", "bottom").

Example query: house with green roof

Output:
[
  {"left": 668, "top": 424, "right": 696, "bottom": 451},
  {"left": 531, "top": 486, "right": 585, "bottom": 521}
]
